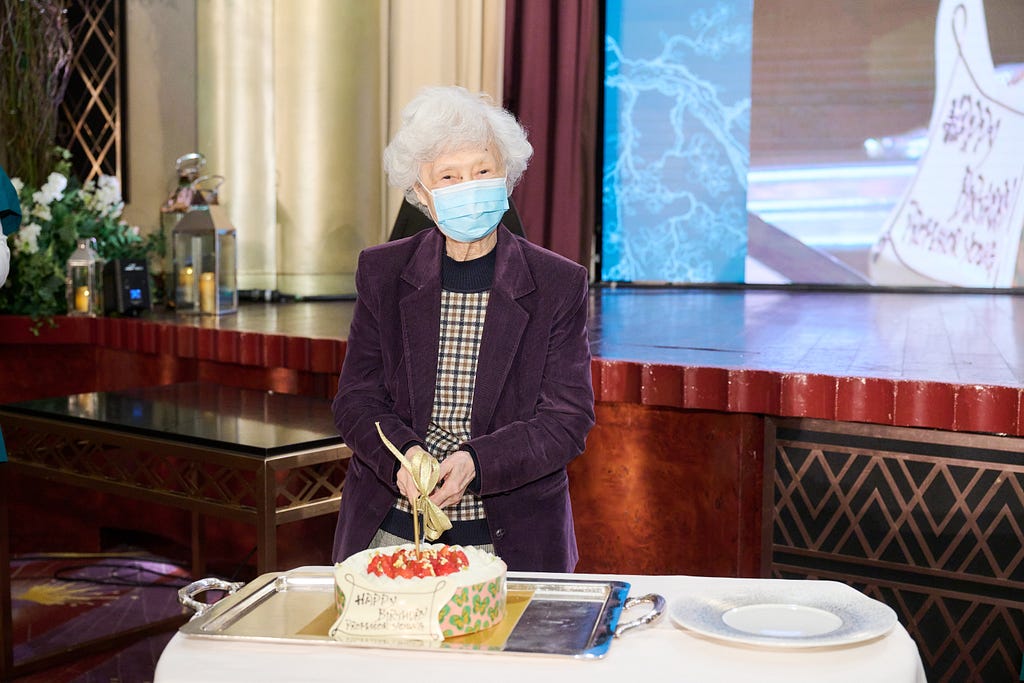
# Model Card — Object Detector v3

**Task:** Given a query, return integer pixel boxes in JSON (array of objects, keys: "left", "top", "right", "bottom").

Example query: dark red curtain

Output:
[{"left": 503, "top": 0, "right": 601, "bottom": 269}]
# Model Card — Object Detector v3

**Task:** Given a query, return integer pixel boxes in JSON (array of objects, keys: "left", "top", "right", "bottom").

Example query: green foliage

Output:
[{"left": 0, "top": 148, "right": 160, "bottom": 323}]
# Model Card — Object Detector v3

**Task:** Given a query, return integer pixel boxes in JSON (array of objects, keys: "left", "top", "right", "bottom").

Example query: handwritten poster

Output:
[{"left": 872, "top": 0, "right": 1024, "bottom": 287}]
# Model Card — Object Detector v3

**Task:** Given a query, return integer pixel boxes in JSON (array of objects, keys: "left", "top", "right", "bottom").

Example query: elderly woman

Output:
[{"left": 330, "top": 86, "right": 595, "bottom": 572}]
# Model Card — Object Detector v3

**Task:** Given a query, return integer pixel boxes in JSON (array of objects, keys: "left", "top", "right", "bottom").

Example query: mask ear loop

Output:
[{"left": 413, "top": 178, "right": 440, "bottom": 225}]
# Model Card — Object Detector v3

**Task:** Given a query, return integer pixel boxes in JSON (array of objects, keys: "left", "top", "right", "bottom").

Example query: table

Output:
[
  {"left": 0, "top": 382, "right": 351, "bottom": 679},
  {"left": 154, "top": 572, "right": 928, "bottom": 683}
]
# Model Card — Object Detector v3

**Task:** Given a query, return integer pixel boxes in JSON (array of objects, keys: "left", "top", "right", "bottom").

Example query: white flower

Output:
[
  {"left": 44, "top": 172, "right": 67, "bottom": 195},
  {"left": 13, "top": 222, "right": 42, "bottom": 255},
  {"left": 10, "top": 177, "right": 23, "bottom": 194},
  {"left": 98, "top": 174, "right": 119, "bottom": 192},
  {"left": 81, "top": 174, "right": 124, "bottom": 218},
  {"left": 31, "top": 172, "right": 68, "bottom": 206},
  {"left": 31, "top": 203, "right": 52, "bottom": 222}
]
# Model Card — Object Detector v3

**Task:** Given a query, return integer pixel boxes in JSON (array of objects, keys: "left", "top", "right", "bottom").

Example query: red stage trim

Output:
[{"left": 3, "top": 314, "right": 1021, "bottom": 434}]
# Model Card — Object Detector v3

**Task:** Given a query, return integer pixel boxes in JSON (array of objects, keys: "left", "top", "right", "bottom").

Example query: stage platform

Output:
[
  {"left": 6, "top": 285, "right": 1018, "bottom": 434},
  {"left": 589, "top": 285, "right": 1024, "bottom": 435}
]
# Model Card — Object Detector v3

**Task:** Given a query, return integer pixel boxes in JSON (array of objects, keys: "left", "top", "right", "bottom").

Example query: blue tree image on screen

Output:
[{"left": 602, "top": 1, "right": 752, "bottom": 283}]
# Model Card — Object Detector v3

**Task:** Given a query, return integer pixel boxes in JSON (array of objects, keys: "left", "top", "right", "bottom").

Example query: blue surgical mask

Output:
[{"left": 424, "top": 176, "right": 509, "bottom": 243}]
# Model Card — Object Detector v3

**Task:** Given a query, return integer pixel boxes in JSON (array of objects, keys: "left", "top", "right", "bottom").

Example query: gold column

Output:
[
  {"left": 382, "top": 0, "right": 505, "bottom": 239},
  {"left": 196, "top": 0, "right": 278, "bottom": 292},
  {"left": 194, "top": 1, "right": 499, "bottom": 296},
  {"left": 274, "top": 0, "right": 383, "bottom": 296}
]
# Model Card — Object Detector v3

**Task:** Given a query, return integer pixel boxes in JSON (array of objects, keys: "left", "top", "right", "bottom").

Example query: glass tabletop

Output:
[{"left": 0, "top": 382, "right": 342, "bottom": 457}]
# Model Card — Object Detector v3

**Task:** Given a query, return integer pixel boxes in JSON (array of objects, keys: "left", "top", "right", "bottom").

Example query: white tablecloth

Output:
[{"left": 155, "top": 572, "right": 928, "bottom": 683}]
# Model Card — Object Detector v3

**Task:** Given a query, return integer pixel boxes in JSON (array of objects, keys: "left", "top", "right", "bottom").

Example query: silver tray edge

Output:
[{"left": 178, "top": 567, "right": 634, "bottom": 659}]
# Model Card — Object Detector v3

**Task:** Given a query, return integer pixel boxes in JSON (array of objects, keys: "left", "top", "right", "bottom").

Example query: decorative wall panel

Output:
[
  {"left": 769, "top": 418, "right": 1024, "bottom": 683},
  {"left": 61, "top": 0, "right": 125, "bottom": 192}
]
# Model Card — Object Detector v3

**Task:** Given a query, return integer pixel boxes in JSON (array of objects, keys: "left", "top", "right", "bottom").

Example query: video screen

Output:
[{"left": 601, "top": 0, "right": 1024, "bottom": 289}]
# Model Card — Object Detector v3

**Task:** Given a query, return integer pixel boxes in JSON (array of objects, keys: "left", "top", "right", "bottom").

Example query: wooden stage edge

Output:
[{"left": 1, "top": 307, "right": 1020, "bottom": 436}]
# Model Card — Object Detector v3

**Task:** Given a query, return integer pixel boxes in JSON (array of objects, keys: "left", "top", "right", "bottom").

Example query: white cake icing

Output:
[{"left": 329, "top": 543, "right": 507, "bottom": 641}]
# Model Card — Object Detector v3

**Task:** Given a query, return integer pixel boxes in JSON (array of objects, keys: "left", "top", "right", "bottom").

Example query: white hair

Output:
[{"left": 383, "top": 86, "right": 533, "bottom": 212}]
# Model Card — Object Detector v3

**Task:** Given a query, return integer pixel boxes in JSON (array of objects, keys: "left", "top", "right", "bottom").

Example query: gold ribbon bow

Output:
[{"left": 375, "top": 422, "right": 452, "bottom": 551}]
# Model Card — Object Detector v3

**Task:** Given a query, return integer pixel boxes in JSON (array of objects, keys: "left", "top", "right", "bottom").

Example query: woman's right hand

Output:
[{"left": 396, "top": 444, "right": 432, "bottom": 505}]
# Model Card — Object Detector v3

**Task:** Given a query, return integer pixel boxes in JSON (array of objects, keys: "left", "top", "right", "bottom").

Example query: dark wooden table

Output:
[{"left": 0, "top": 382, "right": 351, "bottom": 679}]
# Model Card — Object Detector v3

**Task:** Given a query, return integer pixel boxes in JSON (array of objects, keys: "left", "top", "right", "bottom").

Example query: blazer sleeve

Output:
[{"left": 331, "top": 251, "right": 419, "bottom": 488}]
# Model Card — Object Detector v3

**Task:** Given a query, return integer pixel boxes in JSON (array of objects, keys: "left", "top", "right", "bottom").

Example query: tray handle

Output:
[
  {"left": 178, "top": 577, "right": 246, "bottom": 618},
  {"left": 615, "top": 593, "right": 666, "bottom": 637}
]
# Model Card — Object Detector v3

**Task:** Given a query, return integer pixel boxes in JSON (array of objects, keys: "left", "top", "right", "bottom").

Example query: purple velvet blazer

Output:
[{"left": 330, "top": 226, "right": 595, "bottom": 571}]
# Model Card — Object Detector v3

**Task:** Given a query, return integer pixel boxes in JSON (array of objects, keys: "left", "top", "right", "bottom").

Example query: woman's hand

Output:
[
  {"left": 430, "top": 450, "right": 476, "bottom": 509},
  {"left": 396, "top": 444, "right": 432, "bottom": 506}
]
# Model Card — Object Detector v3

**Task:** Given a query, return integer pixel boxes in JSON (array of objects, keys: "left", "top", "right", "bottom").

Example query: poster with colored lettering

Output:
[{"left": 871, "top": 0, "right": 1024, "bottom": 287}]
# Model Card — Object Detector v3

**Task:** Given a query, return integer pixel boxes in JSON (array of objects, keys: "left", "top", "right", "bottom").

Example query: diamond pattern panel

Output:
[
  {"left": 4, "top": 426, "right": 345, "bottom": 516},
  {"left": 60, "top": 0, "right": 124, "bottom": 188},
  {"left": 194, "top": 464, "right": 259, "bottom": 508},
  {"left": 775, "top": 564, "right": 1024, "bottom": 683},
  {"left": 774, "top": 438, "right": 1024, "bottom": 580},
  {"left": 771, "top": 420, "right": 1024, "bottom": 683},
  {"left": 276, "top": 460, "right": 349, "bottom": 509}
]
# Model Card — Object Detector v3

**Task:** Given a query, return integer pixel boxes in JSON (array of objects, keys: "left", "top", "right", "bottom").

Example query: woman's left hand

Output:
[{"left": 430, "top": 450, "right": 476, "bottom": 509}]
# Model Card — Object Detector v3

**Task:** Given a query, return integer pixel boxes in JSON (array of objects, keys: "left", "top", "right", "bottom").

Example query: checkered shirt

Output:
[{"left": 394, "top": 289, "right": 489, "bottom": 521}]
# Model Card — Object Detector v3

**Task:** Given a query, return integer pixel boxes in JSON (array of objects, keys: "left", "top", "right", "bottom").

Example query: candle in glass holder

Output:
[
  {"left": 74, "top": 286, "right": 90, "bottom": 313},
  {"left": 199, "top": 272, "right": 216, "bottom": 314},
  {"left": 180, "top": 265, "right": 195, "bottom": 303}
]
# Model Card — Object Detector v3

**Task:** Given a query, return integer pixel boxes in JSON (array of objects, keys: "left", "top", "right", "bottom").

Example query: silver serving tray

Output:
[{"left": 177, "top": 567, "right": 664, "bottom": 659}]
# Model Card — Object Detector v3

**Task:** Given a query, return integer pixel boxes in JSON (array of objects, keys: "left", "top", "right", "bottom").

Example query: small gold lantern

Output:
[
  {"left": 65, "top": 237, "right": 103, "bottom": 316},
  {"left": 171, "top": 205, "right": 237, "bottom": 315}
]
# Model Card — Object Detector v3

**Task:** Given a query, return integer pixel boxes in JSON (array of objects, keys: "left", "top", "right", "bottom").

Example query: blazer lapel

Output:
[
  {"left": 399, "top": 230, "right": 443, "bottom": 434},
  {"left": 471, "top": 229, "right": 535, "bottom": 436}
]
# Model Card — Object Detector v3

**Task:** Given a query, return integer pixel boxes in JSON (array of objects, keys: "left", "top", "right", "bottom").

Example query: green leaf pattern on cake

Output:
[{"left": 438, "top": 577, "right": 506, "bottom": 637}]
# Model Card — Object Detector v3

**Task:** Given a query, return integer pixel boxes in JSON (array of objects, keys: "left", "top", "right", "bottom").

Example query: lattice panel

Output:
[
  {"left": 276, "top": 460, "right": 349, "bottom": 509},
  {"left": 61, "top": 0, "right": 124, "bottom": 188},
  {"left": 775, "top": 565, "right": 1024, "bottom": 683},
  {"left": 8, "top": 427, "right": 248, "bottom": 509},
  {"left": 5, "top": 427, "right": 345, "bottom": 514},
  {"left": 771, "top": 420, "right": 1024, "bottom": 683},
  {"left": 775, "top": 443, "right": 1024, "bottom": 581}
]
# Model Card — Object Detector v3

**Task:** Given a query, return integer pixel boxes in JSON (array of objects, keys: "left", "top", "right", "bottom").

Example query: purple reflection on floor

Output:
[{"left": 11, "top": 555, "right": 191, "bottom": 683}]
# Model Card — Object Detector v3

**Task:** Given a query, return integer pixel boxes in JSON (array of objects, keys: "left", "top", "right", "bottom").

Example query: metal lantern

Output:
[
  {"left": 156, "top": 153, "right": 207, "bottom": 306},
  {"left": 66, "top": 237, "right": 103, "bottom": 316},
  {"left": 171, "top": 204, "right": 237, "bottom": 315}
]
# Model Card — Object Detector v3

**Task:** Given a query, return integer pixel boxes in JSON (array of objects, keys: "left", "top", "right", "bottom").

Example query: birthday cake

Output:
[{"left": 330, "top": 544, "right": 506, "bottom": 641}]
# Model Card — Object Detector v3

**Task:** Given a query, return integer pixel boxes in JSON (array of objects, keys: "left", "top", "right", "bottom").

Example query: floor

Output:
[{"left": 8, "top": 552, "right": 195, "bottom": 683}]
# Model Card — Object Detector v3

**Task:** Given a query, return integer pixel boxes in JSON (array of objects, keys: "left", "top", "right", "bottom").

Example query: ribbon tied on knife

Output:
[{"left": 375, "top": 422, "right": 452, "bottom": 551}]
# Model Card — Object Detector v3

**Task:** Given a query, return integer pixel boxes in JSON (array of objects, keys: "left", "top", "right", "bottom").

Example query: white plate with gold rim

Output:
[{"left": 670, "top": 580, "right": 897, "bottom": 648}]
